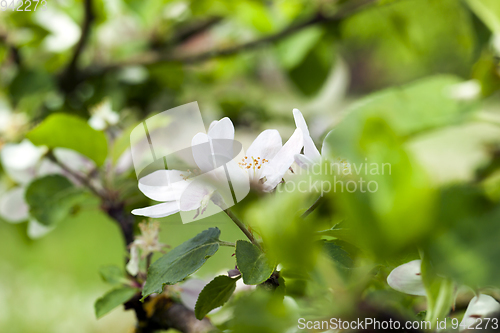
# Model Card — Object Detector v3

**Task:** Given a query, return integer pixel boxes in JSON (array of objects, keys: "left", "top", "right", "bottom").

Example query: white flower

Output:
[
  {"left": 237, "top": 126, "right": 303, "bottom": 192},
  {"left": 132, "top": 117, "right": 236, "bottom": 219},
  {"left": 446, "top": 80, "right": 481, "bottom": 101},
  {"left": 387, "top": 260, "right": 426, "bottom": 296},
  {"left": 460, "top": 294, "right": 500, "bottom": 331},
  {"left": 132, "top": 115, "right": 304, "bottom": 219},
  {"left": 88, "top": 99, "right": 119, "bottom": 130},
  {"left": 0, "top": 100, "right": 28, "bottom": 142}
]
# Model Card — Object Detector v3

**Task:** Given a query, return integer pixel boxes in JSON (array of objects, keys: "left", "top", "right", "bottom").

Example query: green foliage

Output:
[
  {"left": 228, "top": 290, "right": 296, "bottom": 333},
  {"left": 194, "top": 275, "right": 239, "bottom": 320},
  {"left": 99, "top": 265, "right": 127, "bottom": 285},
  {"left": 142, "top": 228, "right": 221, "bottom": 300},
  {"left": 25, "top": 175, "right": 85, "bottom": 226},
  {"left": 27, "top": 114, "right": 108, "bottom": 166},
  {"left": 236, "top": 240, "right": 275, "bottom": 285},
  {"left": 421, "top": 255, "right": 455, "bottom": 328},
  {"left": 94, "top": 287, "right": 138, "bottom": 319}
]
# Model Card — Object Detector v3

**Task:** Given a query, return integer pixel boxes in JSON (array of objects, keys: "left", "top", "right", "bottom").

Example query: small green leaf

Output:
[
  {"left": 25, "top": 175, "right": 85, "bottom": 226},
  {"left": 99, "top": 265, "right": 126, "bottom": 285},
  {"left": 27, "top": 113, "right": 108, "bottom": 166},
  {"left": 321, "top": 240, "right": 353, "bottom": 270},
  {"left": 194, "top": 275, "right": 239, "bottom": 320},
  {"left": 95, "top": 287, "right": 137, "bottom": 319},
  {"left": 236, "top": 240, "right": 275, "bottom": 285},
  {"left": 142, "top": 228, "right": 221, "bottom": 300}
]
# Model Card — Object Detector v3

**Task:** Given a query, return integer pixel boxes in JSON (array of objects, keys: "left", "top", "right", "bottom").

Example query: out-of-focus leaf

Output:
[
  {"left": 425, "top": 200, "right": 500, "bottom": 289},
  {"left": 9, "top": 69, "right": 54, "bottom": 104},
  {"left": 228, "top": 289, "right": 296, "bottom": 333},
  {"left": 99, "top": 265, "right": 127, "bottom": 285},
  {"left": 287, "top": 40, "right": 335, "bottom": 96},
  {"left": 95, "top": 287, "right": 137, "bottom": 319},
  {"left": 420, "top": 254, "right": 455, "bottom": 328},
  {"left": 194, "top": 275, "right": 238, "bottom": 320},
  {"left": 236, "top": 240, "right": 275, "bottom": 285},
  {"left": 466, "top": 0, "right": 500, "bottom": 33},
  {"left": 320, "top": 240, "right": 353, "bottom": 270},
  {"left": 142, "top": 228, "right": 221, "bottom": 300},
  {"left": 25, "top": 175, "right": 86, "bottom": 226},
  {"left": 27, "top": 114, "right": 108, "bottom": 166},
  {"left": 246, "top": 190, "right": 321, "bottom": 279},
  {"left": 276, "top": 26, "right": 324, "bottom": 69}
]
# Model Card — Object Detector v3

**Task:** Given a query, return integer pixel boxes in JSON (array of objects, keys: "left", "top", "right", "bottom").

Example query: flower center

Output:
[{"left": 238, "top": 156, "right": 269, "bottom": 172}]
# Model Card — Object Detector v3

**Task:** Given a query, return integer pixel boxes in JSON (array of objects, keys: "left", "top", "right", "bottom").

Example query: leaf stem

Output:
[
  {"left": 218, "top": 240, "right": 236, "bottom": 247},
  {"left": 301, "top": 196, "right": 325, "bottom": 218},
  {"left": 224, "top": 209, "right": 262, "bottom": 251}
]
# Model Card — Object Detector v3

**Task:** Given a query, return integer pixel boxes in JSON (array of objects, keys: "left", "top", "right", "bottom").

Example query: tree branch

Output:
[
  {"left": 59, "top": 0, "right": 95, "bottom": 93},
  {"left": 91, "top": 0, "right": 376, "bottom": 73}
]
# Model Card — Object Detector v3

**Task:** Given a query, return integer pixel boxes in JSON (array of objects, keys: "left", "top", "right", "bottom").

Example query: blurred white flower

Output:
[
  {"left": 387, "top": 260, "right": 426, "bottom": 296},
  {"left": 0, "top": 140, "right": 94, "bottom": 239},
  {"left": 460, "top": 294, "right": 500, "bottom": 331},
  {"left": 0, "top": 100, "right": 28, "bottom": 142},
  {"left": 89, "top": 100, "right": 119, "bottom": 130},
  {"left": 35, "top": 8, "right": 80, "bottom": 52},
  {"left": 446, "top": 80, "right": 481, "bottom": 101}
]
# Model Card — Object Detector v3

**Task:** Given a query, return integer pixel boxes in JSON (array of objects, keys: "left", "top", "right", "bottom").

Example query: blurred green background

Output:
[{"left": 1, "top": 0, "right": 500, "bottom": 331}]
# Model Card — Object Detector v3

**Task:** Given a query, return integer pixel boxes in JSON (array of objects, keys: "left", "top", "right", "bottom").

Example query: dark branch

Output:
[
  {"left": 59, "top": 0, "right": 95, "bottom": 93},
  {"left": 91, "top": 0, "right": 376, "bottom": 73}
]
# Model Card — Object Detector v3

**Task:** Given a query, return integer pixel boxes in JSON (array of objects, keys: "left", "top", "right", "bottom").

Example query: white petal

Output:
[
  {"left": 387, "top": 260, "right": 426, "bottom": 296},
  {"left": 262, "top": 128, "right": 303, "bottom": 190},
  {"left": 460, "top": 294, "right": 500, "bottom": 331},
  {"left": 321, "top": 129, "right": 335, "bottom": 158},
  {"left": 126, "top": 245, "right": 140, "bottom": 276},
  {"left": 0, "top": 187, "right": 29, "bottom": 223},
  {"left": 88, "top": 116, "right": 106, "bottom": 130},
  {"left": 179, "top": 180, "right": 212, "bottom": 211},
  {"left": 27, "top": 218, "right": 55, "bottom": 239},
  {"left": 304, "top": 135, "right": 321, "bottom": 162},
  {"left": 246, "top": 129, "right": 282, "bottom": 161},
  {"left": 207, "top": 117, "right": 234, "bottom": 140},
  {"left": 131, "top": 201, "right": 180, "bottom": 218},
  {"left": 293, "top": 109, "right": 310, "bottom": 136},
  {"left": 294, "top": 154, "right": 314, "bottom": 169},
  {"left": 1, "top": 139, "right": 45, "bottom": 170},
  {"left": 192, "top": 133, "right": 215, "bottom": 173},
  {"left": 293, "top": 109, "right": 320, "bottom": 161},
  {"left": 138, "top": 170, "right": 191, "bottom": 202}
]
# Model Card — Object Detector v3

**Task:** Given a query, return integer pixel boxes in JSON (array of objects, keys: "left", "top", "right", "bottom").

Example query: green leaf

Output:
[
  {"left": 99, "top": 265, "right": 127, "bottom": 285},
  {"left": 27, "top": 113, "right": 108, "bottom": 166},
  {"left": 95, "top": 287, "right": 138, "bottom": 319},
  {"left": 466, "top": 0, "right": 500, "bottom": 33},
  {"left": 236, "top": 240, "right": 275, "bottom": 285},
  {"left": 321, "top": 240, "right": 353, "bottom": 270},
  {"left": 25, "top": 175, "right": 86, "bottom": 226},
  {"left": 194, "top": 275, "right": 239, "bottom": 320},
  {"left": 420, "top": 254, "right": 455, "bottom": 329},
  {"left": 142, "top": 228, "right": 221, "bottom": 300}
]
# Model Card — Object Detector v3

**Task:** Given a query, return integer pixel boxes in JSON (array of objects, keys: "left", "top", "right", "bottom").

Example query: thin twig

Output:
[
  {"left": 46, "top": 150, "right": 107, "bottom": 200},
  {"left": 224, "top": 209, "right": 262, "bottom": 250},
  {"left": 302, "top": 196, "right": 325, "bottom": 218}
]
